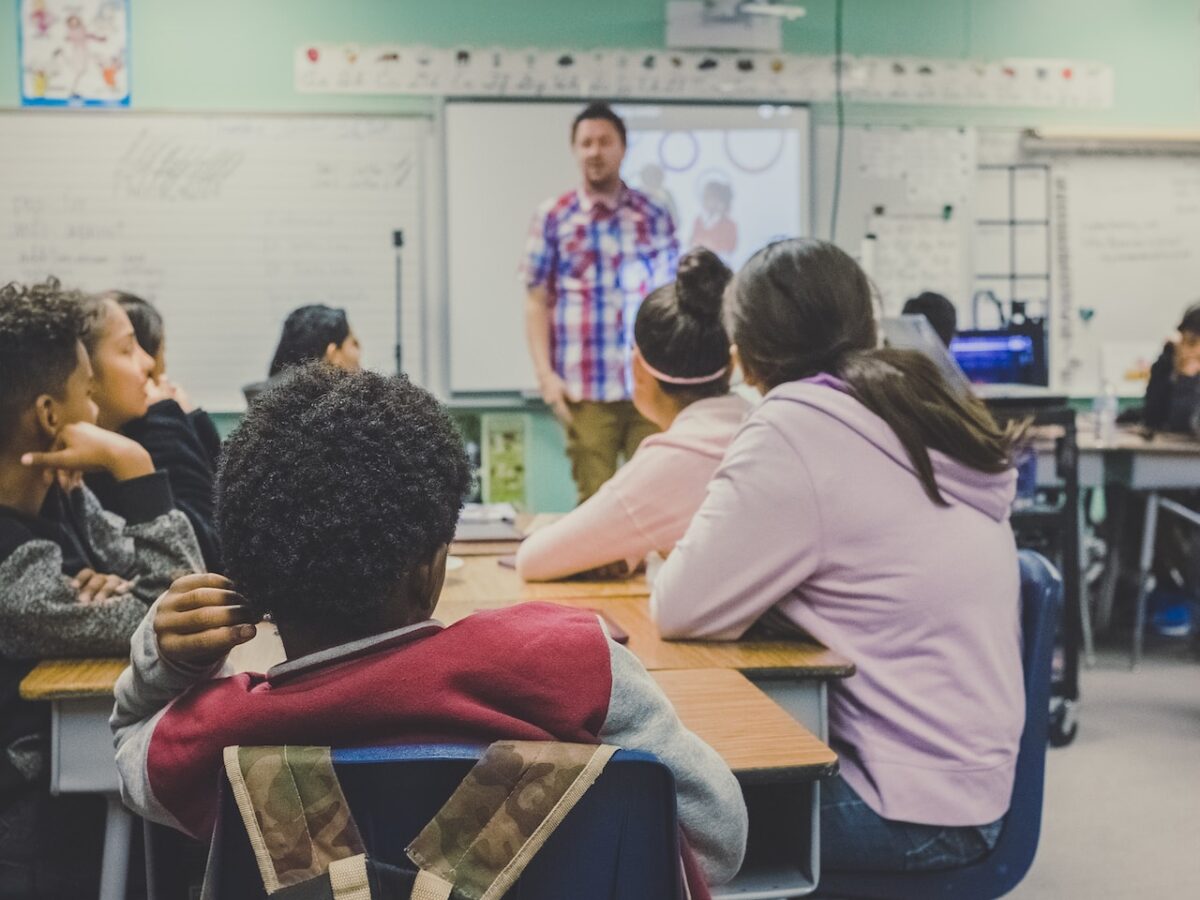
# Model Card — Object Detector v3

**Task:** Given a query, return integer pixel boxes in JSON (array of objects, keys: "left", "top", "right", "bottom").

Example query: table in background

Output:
[{"left": 1035, "top": 426, "right": 1200, "bottom": 666}]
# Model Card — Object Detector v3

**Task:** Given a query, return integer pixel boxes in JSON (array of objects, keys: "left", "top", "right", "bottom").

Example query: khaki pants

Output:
[{"left": 564, "top": 400, "right": 659, "bottom": 503}]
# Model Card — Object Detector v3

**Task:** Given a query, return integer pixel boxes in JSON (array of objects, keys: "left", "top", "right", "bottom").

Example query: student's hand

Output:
[
  {"left": 538, "top": 371, "right": 577, "bottom": 425},
  {"left": 1175, "top": 343, "right": 1200, "bottom": 378},
  {"left": 148, "top": 376, "right": 195, "bottom": 413},
  {"left": 72, "top": 569, "right": 133, "bottom": 605},
  {"left": 56, "top": 469, "right": 84, "bottom": 493},
  {"left": 154, "top": 573, "right": 260, "bottom": 669},
  {"left": 21, "top": 422, "right": 154, "bottom": 482}
]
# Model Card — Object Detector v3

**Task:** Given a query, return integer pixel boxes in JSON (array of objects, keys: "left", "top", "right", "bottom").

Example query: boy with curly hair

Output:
[
  {"left": 111, "top": 364, "right": 747, "bottom": 892},
  {"left": 0, "top": 278, "right": 203, "bottom": 896}
]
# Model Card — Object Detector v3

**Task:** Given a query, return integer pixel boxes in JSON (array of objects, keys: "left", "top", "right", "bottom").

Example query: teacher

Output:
[{"left": 521, "top": 102, "right": 679, "bottom": 502}]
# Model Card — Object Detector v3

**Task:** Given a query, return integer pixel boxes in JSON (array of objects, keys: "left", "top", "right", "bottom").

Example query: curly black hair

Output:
[
  {"left": 0, "top": 278, "right": 85, "bottom": 446},
  {"left": 216, "top": 364, "right": 471, "bottom": 638}
]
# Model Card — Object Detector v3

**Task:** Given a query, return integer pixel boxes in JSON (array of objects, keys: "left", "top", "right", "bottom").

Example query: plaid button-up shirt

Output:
[{"left": 521, "top": 184, "right": 678, "bottom": 402}]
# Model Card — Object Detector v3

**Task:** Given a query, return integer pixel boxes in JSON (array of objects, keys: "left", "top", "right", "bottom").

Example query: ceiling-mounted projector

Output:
[{"left": 706, "top": 0, "right": 807, "bottom": 21}]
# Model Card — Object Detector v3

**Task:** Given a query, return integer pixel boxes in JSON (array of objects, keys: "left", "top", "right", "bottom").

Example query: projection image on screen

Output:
[
  {"left": 443, "top": 101, "right": 810, "bottom": 394},
  {"left": 620, "top": 106, "right": 806, "bottom": 271}
]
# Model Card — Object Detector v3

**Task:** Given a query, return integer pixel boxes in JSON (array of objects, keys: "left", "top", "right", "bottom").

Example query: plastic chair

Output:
[
  {"left": 200, "top": 743, "right": 687, "bottom": 899},
  {"left": 815, "top": 549, "right": 1063, "bottom": 900}
]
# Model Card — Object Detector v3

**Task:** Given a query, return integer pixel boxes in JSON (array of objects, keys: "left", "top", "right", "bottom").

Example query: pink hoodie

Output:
[
  {"left": 517, "top": 394, "right": 751, "bottom": 581},
  {"left": 651, "top": 378, "right": 1024, "bottom": 827}
]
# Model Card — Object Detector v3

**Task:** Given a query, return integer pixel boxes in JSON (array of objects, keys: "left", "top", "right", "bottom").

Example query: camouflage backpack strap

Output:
[
  {"left": 406, "top": 741, "right": 618, "bottom": 900},
  {"left": 223, "top": 745, "right": 367, "bottom": 896}
]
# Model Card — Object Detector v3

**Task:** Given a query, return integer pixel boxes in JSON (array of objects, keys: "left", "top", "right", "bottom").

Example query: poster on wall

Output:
[{"left": 19, "top": 0, "right": 130, "bottom": 107}]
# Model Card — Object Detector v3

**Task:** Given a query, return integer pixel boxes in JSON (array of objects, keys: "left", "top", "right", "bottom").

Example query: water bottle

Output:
[{"left": 1094, "top": 380, "right": 1118, "bottom": 445}]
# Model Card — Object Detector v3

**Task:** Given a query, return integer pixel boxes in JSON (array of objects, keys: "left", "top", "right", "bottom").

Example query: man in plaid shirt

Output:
[{"left": 521, "top": 103, "right": 679, "bottom": 502}]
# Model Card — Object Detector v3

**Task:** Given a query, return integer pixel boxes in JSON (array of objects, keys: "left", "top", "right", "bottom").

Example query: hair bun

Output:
[{"left": 675, "top": 248, "right": 732, "bottom": 322}]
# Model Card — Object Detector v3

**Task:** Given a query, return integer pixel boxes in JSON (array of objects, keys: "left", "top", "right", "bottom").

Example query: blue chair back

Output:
[
  {"left": 202, "top": 743, "right": 687, "bottom": 899},
  {"left": 816, "top": 549, "right": 1063, "bottom": 900}
]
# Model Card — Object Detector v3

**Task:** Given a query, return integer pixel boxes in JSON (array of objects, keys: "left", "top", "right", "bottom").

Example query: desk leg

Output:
[
  {"left": 1077, "top": 504, "right": 1097, "bottom": 668},
  {"left": 1131, "top": 492, "right": 1160, "bottom": 670},
  {"left": 100, "top": 794, "right": 133, "bottom": 900},
  {"left": 1095, "top": 487, "right": 1127, "bottom": 635}
]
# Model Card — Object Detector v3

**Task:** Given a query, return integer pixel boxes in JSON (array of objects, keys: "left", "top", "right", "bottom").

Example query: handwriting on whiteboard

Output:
[{"left": 113, "top": 129, "right": 246, "bottom": 201}]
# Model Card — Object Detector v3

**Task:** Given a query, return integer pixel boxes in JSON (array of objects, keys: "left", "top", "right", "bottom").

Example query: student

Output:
[
  {"left": 111, "top": 365, "right": 747, "bottom": 891},
  {"left": 1143, "top": 301, "right": 1200, "bottom": 434},
  {"left": 109, "top": 291, "right": 223, "bottom": 463},
  {"left": 1128, "top": 302, "right": 1200, "bottom": 634},
  {"left": 243, "top": 303, "right": 361, "bottom": 404},
  {"left": 651, "top": 239, "right": 1025, "bottom": 873},
  {"left": 0, "top": 279, "right": 203, "bottom": 896},
  {"left": 517, "top": 249, "right": 749, "bottom": 581},
  {"left": 79, "top": 292, "right": 222, "bottom": 571},
  {"left": 902, "top": 291, "right": 957, "bottom": 348}
]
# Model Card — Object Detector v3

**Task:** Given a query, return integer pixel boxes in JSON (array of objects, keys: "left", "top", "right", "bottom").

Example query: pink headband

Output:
[{"left": 634, "top": 345, "right": 728, "bottom": 386}]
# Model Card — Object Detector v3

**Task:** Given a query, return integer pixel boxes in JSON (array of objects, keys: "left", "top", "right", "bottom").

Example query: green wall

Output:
[
  {"left": 5, "top": 1, "right": 1199, "bottom": 123},
  {"left": 5, "top": 1, "right": 1199, "bottom": 510}
]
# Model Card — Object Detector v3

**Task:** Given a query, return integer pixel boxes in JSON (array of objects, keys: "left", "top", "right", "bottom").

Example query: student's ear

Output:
[
  {"left": 32, "top": 394, "right": 61, "bottom": 441},
  {"left": 631, "top": 350, "right": 651, "bottom": 388},
  {"left": 414, "top": 544, "right": 450, "bottom": 618},
  {"left": 729, "top": 345, "right": 761, "bottom": 394},
  {"left": 323, "top": 342, "right": 341, "bottom": 366}
]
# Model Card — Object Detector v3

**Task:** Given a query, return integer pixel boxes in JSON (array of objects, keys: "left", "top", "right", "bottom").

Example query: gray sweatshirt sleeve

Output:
[
  {"left": 599, "top": 639, "right": 748, "bottom": 885},
  {"left": 0, "top": 539, "right": 151, "bottom": 659},
  {"left": 77, "top": 476, "right": 205, "bottom": 602},
  {"left": 111, "top": 598, "right": 224, "bottom": 828}
]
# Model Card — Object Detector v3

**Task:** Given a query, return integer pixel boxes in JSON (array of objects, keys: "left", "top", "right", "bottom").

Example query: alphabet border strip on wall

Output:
[{"left": 293, "top": 44, "right": 1114, "bottom": 110}]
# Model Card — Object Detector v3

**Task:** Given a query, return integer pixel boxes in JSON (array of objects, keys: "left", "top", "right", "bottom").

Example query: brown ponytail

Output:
[{"left": 727, "top": 238, "right": 1024, "bottom": 506}]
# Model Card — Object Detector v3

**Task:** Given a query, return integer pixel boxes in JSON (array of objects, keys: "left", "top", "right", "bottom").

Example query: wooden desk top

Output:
[
  {"left": 449, "top": 513, "right": 558, "bottom": 557},
  {"left": 441, "top": 554, "right": 650, "bottom": 602},
  {"left": 18, "top": 659, "right": 836, "bottom": 780},
  {"left": 651, "top": 669, "right": 837, "bottom": 780},
  {"left": 435, "top": 594, "right": 855, "bottom": 678},
  {"left": 19, "top": 657, "right": 128, "bottom": 701}
]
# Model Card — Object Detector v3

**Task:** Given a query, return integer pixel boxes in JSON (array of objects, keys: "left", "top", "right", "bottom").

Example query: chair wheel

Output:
[{"left": 1049, "top": 699, "right": 1078, "bottom": 747}]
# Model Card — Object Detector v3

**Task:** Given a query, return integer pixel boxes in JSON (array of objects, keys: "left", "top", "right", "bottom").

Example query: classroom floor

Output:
[{"left": 1010, "top": 640, "right": 1200, "bottom": 899}]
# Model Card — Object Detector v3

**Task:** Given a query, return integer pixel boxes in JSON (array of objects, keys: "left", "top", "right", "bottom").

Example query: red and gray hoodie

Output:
[{"left": 110, "top": 602, "right": 747, "bottom": 889}]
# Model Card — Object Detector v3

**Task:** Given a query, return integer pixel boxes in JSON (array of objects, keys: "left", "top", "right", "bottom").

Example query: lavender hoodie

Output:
[{"left": 651, "top": 378, "right": 1023, "bottom": 827}]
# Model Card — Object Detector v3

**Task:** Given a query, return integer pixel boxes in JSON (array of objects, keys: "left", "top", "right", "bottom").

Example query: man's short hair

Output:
[
  {"left": 571, "top": 102, "right": 626, "bottom": 145},
  {"left": 902, "top": 291, "right": 958, "bottom": 347},
  {"left": 216, "top": 364, "right": 471, "bottom": 638},
  {"left": 0, "top": 278, "right": 84, "bottom": 445}
]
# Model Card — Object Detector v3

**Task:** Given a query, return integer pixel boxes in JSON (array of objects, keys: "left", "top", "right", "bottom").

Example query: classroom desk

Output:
[
  {"left": 20, "top": 658, "right": 836, "bottom": 900},
  {"left": 1035, "top": 427, "right": 1200, "bottom": 665},
  {"left": 437, "top": 558, "right": 855, "bottom": 740},
  {"left": 20, "top": 659, "right": 130, "bottom": 900},
  {"left": 449, "top": 512, "right": 556, "bottom": 557},
  {"left": 440, "top": 553, "right": 650, "bottom": 602}
]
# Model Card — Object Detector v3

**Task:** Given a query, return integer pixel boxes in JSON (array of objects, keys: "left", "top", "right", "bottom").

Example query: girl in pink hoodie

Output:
[
  {"left": 517, "top": 249, "right": 750, "bottom": 581},
  {"left": 652, "top": 239, "right": 1027, "bottom": 874}
]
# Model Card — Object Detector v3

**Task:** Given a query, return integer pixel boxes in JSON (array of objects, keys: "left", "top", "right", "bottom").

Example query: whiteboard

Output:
[
  {"left": 444, "top": 100, "right": 811, "bottom": 395},
  {"left": 0, "top": 112, "right": 427, "bottom": 410},
  {"left": 814, "top": 124, "right": 976, "bottom": 316},
  {"left": 1054, "top": 156, "right": 1200, "bottom": 394}
]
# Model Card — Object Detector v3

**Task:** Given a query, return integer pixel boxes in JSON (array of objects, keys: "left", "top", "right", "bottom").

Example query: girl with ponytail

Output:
[
  {"left": 652, "top": 238, "right": 1026, "bottom": 873},
  {"left": 516, "top": 249, "right": 750, "bottom": 581}
]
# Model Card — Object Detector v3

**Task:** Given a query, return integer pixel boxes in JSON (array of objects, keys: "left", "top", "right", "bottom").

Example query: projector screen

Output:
[{"left": 444, "top": 100, "right": 811, "bottom": 395}]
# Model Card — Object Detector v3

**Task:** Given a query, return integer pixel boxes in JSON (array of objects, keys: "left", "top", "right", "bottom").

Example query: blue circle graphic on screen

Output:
[
  {"left": 658, "top": 131, "right": 700, "bottom": 172},
  {"left": 723, "top": 130, "right": 786, "bottom": 174}
]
